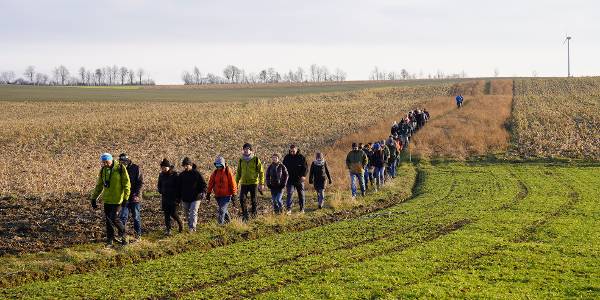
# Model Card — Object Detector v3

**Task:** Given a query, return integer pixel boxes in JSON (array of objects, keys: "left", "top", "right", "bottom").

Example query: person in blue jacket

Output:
[{"left": 456, "top": 94, "right": 464, "bottom": 108}]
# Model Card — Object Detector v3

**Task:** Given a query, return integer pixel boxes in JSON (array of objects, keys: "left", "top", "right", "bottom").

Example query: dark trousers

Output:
[
  {"left": 286, "top": 181, "right": 305, "bottom": 211},
  {"left": 239, "top": 184, "right": 258, "bottom": 221},
  {"left": 162, "top": 202, "right": 183, "bottom": 232},
  {"left": 104, "top": 203, "right": 125, "bottom": 242}
]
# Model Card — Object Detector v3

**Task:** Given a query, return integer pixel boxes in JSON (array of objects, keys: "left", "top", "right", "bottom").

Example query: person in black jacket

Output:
[
  {"left": 309, "top": 152, "right": 332, "bottom": 209},
  {"left": 177, "top": 157, "right": 207, "bottom": 232},
  {"left": 283, "top": 144, "right": 308, "bottom": 214},
  {"left": 157, "top": 158, "right": 183, "bottom": 235},
  {"left": 265, "top": 153, "right": 288, "bottom": 214},
  {"left": 118, "top": 153, "right": 144, "bottom": 241}
]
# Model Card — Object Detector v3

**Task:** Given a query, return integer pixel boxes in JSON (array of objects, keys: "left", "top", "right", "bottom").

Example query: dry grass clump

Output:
[{"left": 512, "top": 78, "right": 600, "bottom": 159}]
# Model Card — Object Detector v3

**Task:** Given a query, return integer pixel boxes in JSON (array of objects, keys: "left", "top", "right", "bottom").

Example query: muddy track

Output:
[{"left": 500, "top": 171, "right": 529, "bottom": 210}]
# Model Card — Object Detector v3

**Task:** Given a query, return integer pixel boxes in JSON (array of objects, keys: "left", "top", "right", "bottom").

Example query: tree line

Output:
[
  {"left": 181, "top": 64, "right": 348, "bottom": 85},
  {"left": 0, "top": 65, "right": 155, "bottom": 86},
  {"left": 369, "top": 66, "right": 468, "bottom": 81}
]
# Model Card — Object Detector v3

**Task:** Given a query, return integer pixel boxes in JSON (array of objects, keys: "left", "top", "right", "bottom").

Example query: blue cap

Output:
[{"left": 100, "top": 153, "right": 113, "bottom": 161}]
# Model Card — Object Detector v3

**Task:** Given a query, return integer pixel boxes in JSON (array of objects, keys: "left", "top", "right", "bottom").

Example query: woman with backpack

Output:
[
  {"left": 309, "top": 152, "right": 332, "bottom": 209},
  {"left": 265, "top": 153, "right": 288, "bottom": 214},
  {"left": 371, "top": 143, "right": 386, "bottom": 192},
  {"left": 206, "top": 156, "right": 237, "bottom": 225}
]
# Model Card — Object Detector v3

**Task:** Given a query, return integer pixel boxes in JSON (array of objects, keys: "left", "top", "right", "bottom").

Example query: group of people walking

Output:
[{"left": 89, "top": 109, "right": 430, "bottom": 247}]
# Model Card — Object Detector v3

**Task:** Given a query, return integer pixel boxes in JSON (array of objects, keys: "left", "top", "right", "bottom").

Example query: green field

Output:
[
  {"left": 2, "top": 162, "right": 598, "bottom": 299},
  {"left": 0, "top": 80, "right": 461, "bottom": 102}
]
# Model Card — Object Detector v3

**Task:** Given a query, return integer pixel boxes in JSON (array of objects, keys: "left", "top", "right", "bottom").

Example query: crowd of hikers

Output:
[{"left": 90, "top": 108, "right": 430, "bottom": 247}]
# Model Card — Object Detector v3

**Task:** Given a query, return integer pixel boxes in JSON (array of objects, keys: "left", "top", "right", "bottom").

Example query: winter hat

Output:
[
  {"left": 100, "top": 153, "right": 113, "bottom": 162},
  {"left": 351, "top": 142, "right": 358, "bottom": 148},
  {"left": 373, "top": 143, "right": 381, "bottom": 150},
  {"left": 272, "top": 153, "right": 281, "bottom": 159},
  {"left": 118, "top": 153, "right": 130, "bottom": 163},
  {"left": 160, "top": 158, "right": 172, "bottom": 167},
  {"left": 316, "top": 152, "right": 323, "bottom": 160},
  {"left": 214, "top": 156, "right": 225, "bottom": 168},
  {"left": 242, "top": 143, "right": 253, "bottom": 150},
  {"left": 181, "top": 157, "right": 192, "bottom": 166}
]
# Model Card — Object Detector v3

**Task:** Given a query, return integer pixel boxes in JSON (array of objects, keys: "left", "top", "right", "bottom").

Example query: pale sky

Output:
[{"left": 1, "top": 0, "right": 598, "bottom": 84}]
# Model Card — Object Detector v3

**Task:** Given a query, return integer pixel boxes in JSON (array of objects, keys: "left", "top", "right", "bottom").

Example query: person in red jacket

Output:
[{"left": 206, "top": 156, "right": 237, "bottom": 225}]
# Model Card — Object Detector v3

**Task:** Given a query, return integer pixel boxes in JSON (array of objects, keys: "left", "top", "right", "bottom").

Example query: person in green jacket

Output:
[
  {"left": 90, "top": 153, "right": 131, "bottom": 247},
  {"left": 346, "top": 143, "right": 368, "bottom": 198},
  {"left": 235, "top": 143, "right": 265, "bottom": 221}
]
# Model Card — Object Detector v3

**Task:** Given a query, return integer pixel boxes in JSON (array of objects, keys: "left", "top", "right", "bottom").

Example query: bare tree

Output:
[
  {"left": 111, "top": 65, "right": 119, "bottom": 85},
  {"left": 119, "top": 67, "right": 128, "bottom": 85},
  {"left": 296, "top": 67, "right": 305, "bottom": 82},
  {"left": 193, "top": 66, "right": 201, "bottom": 85},
  {"left": 334, "top": 68, "right": 347, "bottom": 81},
  {"left": 0, "top": 71, "right": 16, "bottom": 84},
  {"left": 182, "top": 71, "right": 193, "bottom": 85},
  {"left": 55, "top": 65, "right": 69, "bottom": 85},
  {"left": 310, "top": 64, "right": 318, "bottom": 82},
  {"left": 78, "top": 67, "right": 86, "bottom": 85},
  {"left": 35, "top": 73, "right": 49, "bottom": 85},
  {"left": 94, "top": 68, "right": 103, "bottom": 86},
  {"left": 401, "top": 69, "right": 409, "bottom": 80},
  {"left": 137, "top": 68, "right": 145, "bottom": 85},
  {"left": 24, "top": 66, "right": 35, "bottom": 84},
  {"left": 128, "top": 68, "right": 135, "bottom": 85},
  {"left": 85, "top": 70, "right": 93, "bottom": 86}
]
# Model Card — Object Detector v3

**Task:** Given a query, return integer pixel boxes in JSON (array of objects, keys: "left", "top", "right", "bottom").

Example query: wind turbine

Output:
[{"left": 563, "top": 35, "right": 572, "bottom": 77}]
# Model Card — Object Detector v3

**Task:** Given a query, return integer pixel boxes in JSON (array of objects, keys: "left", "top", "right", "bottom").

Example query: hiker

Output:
[
  {"left": 265, "top": 153, "right": 288, "bottom": 214},
  {"left": 387, "top": 138, "right": 400, "bottom": 178},
  {"left": 309, "top": 152, "right": 332, "bottom": 209},
  {"left": 391, "top": 121, "right": 399, "bottom": 136},
  {"left": 363, "top": 143, "right": 374, "bottom": 190},
  {"left": 90, "top": 153, "right": 131, "bottom": 247},
  {"left": 398, "top": 119, "right": 411, "bottom": 150},
  {"left": 157, "top": 158, "right": 183, "bottom": 235},
  {"left": 371, "top": 143, "right": 386, "bottom": 191},
  {"left": 177, "top": 157, "right": 207, "bottom": 232},
  {"left": 235, "top": 143, "right": 265, "bottom": 221},
  {"left": 283, "top": 144, "right": 308, "bottom": 214},
  {"left": 346, "top": 142, "right": 368, "bottom": 198},
  {"left": 456, "top": 94, "right": 464, "bottom": 108},
  {"left": 416, "top": 109, "right": 426, "bottom": 129},
  {"left": 206, "top": 156, "right": 237, "bottom": 225},
  {"left": 117, "top": 153, "right": 144, "bottom": 241}
]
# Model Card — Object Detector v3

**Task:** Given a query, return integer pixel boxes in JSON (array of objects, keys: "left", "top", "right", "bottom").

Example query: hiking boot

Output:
[
  {"left": 165, "top": 229, "right": 172, "bottom": 236},
  {"left": 105, "top": 240, "right": 114, "bottom": 248},
  {"left": 120, "top": 236, "right": 128, "bottom": 246},
  {"left": 299, "top": 209, "right": 305, "bottom": 214},
  {"left": 318, "top": 204, "right": 323, "bottom": 209},
  {"left": 285, "top": 210, "right": 292, "bottom": 215},
  {"left": 133, "top": 234, "right": 142, "bottom": 242},
  {"left": 361, "top": 192, "right": 366, "bottom": 197}
]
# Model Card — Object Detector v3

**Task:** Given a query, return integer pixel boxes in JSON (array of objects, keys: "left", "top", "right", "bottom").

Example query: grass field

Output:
[{"left": 2, "top": 162, "right": 598, "bottom": 299}]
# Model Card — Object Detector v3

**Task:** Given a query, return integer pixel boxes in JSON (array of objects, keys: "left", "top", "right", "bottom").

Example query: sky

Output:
[{"left": 1, "top": 0, "right": 598, "bottom": 84}]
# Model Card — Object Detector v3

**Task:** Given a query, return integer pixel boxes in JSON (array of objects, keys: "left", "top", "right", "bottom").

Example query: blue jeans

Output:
[
  {"left": 349, "top": 172, "right": 366, "bottom": 197},
  {"left": 215, "top": 196, "right": 231, "bottom": 225},
  {"left": 374, "top": 166, "right": 385, "bottom": 187},
  {"left": 316, "top": 189, "right": 325, "bottom": 207},
  {"left": 388, "top": 160, "right": 397, "bottom": 178},
  {"left": 182, "top": 201, "right": 200, "bottom": 230},
  {"left": 119, "top": 202, "right": 141, "bottom": 236},
  {"left": 363, "top": 169, "right": 371, "bottom": 186},
  {"left": 270, "top": 189, "right": 284, "bottom": 213}
]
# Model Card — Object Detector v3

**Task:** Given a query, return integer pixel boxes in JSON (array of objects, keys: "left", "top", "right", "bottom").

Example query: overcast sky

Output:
[{"left": 1, "top": 0, "right": 598, "bottom": 84}]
